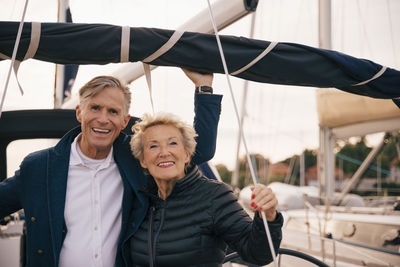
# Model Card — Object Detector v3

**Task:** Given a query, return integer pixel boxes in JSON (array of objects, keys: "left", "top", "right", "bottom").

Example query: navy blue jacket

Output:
[{"left": 0, "top": 94, "right": 222, "bottom": 267}]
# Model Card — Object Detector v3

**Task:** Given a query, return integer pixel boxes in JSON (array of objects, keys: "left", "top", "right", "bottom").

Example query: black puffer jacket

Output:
[{"left": 129, "top": 166, "right": 283, "bottom": 267}]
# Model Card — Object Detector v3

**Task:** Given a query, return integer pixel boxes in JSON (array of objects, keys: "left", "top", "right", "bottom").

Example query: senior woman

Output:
[{"left": 129, "top": 113, "right": 283, "bottom": 267}]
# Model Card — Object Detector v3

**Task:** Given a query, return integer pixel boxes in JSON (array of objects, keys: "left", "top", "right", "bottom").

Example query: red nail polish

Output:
[
  {"left": 251, "top": 194, "right": 255, "bottom": 199},
  {"left": 251, "top": 202, "right": 255, "bottom": 207},
  {"left": 254, "top": 205, "right": 258, "bottom": 209},
  {"left": 258, "top": 207, "right": 262, "bottom": 211}
]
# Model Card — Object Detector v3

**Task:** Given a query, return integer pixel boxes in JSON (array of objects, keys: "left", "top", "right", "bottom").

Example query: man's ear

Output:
[
  {"left": 76, "top": 105, "right": 82, "bottom": 123},
  {"left": 122, "top": 114, "right": 130, "bottom": 129}
]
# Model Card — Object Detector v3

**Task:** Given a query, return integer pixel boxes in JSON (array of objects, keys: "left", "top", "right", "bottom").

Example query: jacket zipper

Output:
[
  {"left": 148, "top": 206, "right": 155, "bottom": 267},
  {"left": 152, "top": 207, "right": 165, "bottom": 266}
]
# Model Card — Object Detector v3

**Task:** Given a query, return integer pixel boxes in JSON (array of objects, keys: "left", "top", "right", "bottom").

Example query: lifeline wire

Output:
[
  {"left": 0, "top": 0, "right": 30, "bottom": 118},
  {"left": 205, "top": 1, "right": 278, "bottom": 266}
]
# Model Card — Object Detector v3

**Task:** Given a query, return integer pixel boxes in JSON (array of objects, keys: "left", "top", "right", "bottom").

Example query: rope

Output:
[
  {"left": 0, "top": 0, "right": 30, "bottom": 118},
  {"left": 205, "top": 1, "right": 278, "bottom": 266}
]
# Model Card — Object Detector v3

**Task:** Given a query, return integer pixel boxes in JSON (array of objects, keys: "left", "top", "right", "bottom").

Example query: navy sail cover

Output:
[{"left": 0, "top": 21, "right": 399, "bottom": 102}]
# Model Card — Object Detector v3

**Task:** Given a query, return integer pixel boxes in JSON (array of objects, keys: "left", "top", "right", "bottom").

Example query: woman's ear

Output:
[
  {"left": 184, "top": 151, "right": 190, "bottom": 164},
  {"left": 140, "top": 158, "right": 147, "bottom": 169}
]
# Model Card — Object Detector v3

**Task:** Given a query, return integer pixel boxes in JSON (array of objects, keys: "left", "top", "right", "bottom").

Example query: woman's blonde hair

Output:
[{"left": 130, "top": 113, "right": 198, "bottom": 162}]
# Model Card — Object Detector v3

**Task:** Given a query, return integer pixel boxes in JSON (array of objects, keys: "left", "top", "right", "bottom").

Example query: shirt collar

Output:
[{"left": 70, "top": 133, "right": 114, "bottom": 168}]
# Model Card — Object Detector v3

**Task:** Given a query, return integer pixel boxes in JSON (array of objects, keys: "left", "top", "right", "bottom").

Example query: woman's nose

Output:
[{"left": 159, "top": 145, "right": 170, "bottom": 157}]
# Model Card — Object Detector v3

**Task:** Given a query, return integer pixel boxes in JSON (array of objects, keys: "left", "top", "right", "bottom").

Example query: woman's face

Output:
[{"left": 140, "top": 124, "right": 190, "bottom": 181}]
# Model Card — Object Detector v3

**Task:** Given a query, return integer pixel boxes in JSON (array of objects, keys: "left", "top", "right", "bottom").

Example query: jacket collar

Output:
[{"left": 140, "top": 166, "right": 202, "bottom": 201}]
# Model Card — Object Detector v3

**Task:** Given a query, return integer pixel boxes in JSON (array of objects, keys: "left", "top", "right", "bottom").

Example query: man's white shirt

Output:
[{"left": 59, "top": 135, "right": 124, "bottom": 267}]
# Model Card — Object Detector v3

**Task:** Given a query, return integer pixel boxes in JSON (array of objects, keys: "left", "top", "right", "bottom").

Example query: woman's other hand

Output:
[{"left": 250, "top": 184, "right": 278, "bottom": 221}]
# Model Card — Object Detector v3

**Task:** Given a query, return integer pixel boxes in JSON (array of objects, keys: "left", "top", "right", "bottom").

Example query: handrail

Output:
[{"left": 223, "top": 248, "right": 330, "bottom": 267}]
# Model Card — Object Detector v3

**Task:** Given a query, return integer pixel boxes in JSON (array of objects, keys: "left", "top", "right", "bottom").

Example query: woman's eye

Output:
[
  {"left": 150, "top": 145, "right": 157, "bottom": 149},
  {"left": 170, "top": 141, "right": 177, "bottom": 145}
]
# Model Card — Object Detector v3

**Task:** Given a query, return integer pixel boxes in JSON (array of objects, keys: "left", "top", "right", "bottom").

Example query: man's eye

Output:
[
  {"left": 110, "top": 109, "right": 118, "bottom": 114},
  {"left": 91, "top": 105, "right": 99, "bottom": 110}
]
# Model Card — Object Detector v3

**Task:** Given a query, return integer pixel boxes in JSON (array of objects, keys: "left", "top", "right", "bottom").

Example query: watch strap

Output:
[{"left": 195, "top": 85, "right": 213, "bottom": 94}]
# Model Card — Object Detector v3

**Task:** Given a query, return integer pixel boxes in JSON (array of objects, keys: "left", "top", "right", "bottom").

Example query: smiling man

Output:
[{"left": 0, "top": 70, "right": 222, "bottom": 267}]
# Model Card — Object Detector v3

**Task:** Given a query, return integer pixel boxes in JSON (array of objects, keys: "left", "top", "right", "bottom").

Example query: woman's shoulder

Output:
[{"left": 195, "top": 175, "right": 235, "bottom": 199}]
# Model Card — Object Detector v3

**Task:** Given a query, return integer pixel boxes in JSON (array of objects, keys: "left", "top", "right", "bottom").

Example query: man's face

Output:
[{"left": 76, "top": 87, "right": 130, "bottom": 159}]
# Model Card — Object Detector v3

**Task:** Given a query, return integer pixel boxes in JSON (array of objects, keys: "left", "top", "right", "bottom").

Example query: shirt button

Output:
[
  {"left": 94, "top": 226, "right": 98, "bottom": 231},
  {"left": 94, "top": 254, "right": 98, "bottom": 258},
  {"left": 95, "top": 200, "right": 99, "bottom": 204},
  {"left": 31, "top": 217, "right": 36, "bottom": 222},
  {"left": 37, "top": 249, "right": 44, "bottom": 255}
]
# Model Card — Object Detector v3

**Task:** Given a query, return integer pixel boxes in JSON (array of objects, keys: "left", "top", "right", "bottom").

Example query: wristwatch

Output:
[{"left": 195, "top": 85, "right": 213, "bottom": 94}]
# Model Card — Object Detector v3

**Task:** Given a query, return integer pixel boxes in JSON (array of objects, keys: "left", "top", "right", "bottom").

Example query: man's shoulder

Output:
[{"left": 23, "top": 147, "right": 52, "bottom": 165}]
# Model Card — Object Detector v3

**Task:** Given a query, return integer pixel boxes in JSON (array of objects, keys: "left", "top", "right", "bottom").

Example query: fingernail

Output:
[
  {"left": 251, "top": 194, "right": 255, "bottom": 199},
  {"left": 254, "top": 204, "right": 258, "bottom": 209},
  {"left": 251, "top": 202, "right": 255, "bottom": 207},
  {"left": 258, "top": 207, "right": 262, "bottom": 211}
]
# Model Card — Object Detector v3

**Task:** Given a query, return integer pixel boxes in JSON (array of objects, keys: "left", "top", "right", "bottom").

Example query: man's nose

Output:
[{"left": 97, "top": 110, "right": 110, "bottom": 123}]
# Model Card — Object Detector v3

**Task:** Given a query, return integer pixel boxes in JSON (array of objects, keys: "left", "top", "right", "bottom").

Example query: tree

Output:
[{"left": 216, "top": 164, "right": 232, "bottom": 185}]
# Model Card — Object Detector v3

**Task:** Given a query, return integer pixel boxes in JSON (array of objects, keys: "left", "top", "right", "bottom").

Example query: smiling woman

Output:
[{"left": 128, "top": 112, "right": 283, "bottom": 266}]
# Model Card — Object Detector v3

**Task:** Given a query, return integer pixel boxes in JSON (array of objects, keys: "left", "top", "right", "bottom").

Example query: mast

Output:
[{"left": 317, "top": 0, "right": 335, "bottom": 201}]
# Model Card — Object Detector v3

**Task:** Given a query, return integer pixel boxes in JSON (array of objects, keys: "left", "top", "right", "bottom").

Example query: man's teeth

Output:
[
  {"left": 158, "top": 162, "right": 174, "bottom": 167},
  {"left": 93, "top": 128, "right": 111, "bottom": 133}
]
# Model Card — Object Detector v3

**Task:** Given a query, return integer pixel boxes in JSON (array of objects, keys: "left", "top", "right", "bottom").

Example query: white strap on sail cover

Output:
[
  {"left": 142, "top": 30, "right": 184, "bottom": 63},
  {"left": 230, "top": 41, "right": 278, "bottom": 75},
  {"left": 12, "top": 21, "right": 41, "bottom": 94},
  {"left": 141, "top": 30, "right": 185, "bottom": 114},
  {"left": 142, "top": 62, "right": 155, "bottom": 114},
  {"left": 0, "top": 21, "right": 41, "bottom": 96},
  {"left": 352, "top": 65, "right": 387, "bottom": 86},
  {"left": 1, "top": 0, "right": 34, "bottom": 117},
  {"left": 120, "top": 26, "right": 130, "bottom": 62}
]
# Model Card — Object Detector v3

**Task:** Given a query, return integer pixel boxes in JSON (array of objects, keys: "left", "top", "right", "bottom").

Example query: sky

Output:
[{"left": 1, "top": 0, "right": 399, "bottom": 175}]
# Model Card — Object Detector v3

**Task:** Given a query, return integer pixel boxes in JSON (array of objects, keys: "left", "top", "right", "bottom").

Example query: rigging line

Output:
[
  {"left": 232, "top": 11, "right": 256, "bottom": 188},
  {"left": 386, "top": 0, "right": 399, "bottom": 67},
  {"left": 356, "top": 0, "right": 373, "bottom": 58},
  {"left": 205, "top": 1, "right": 278, "bottom": 266},
  {"left": 0, "top": 0, "right": 30, "bottom": 118}
]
